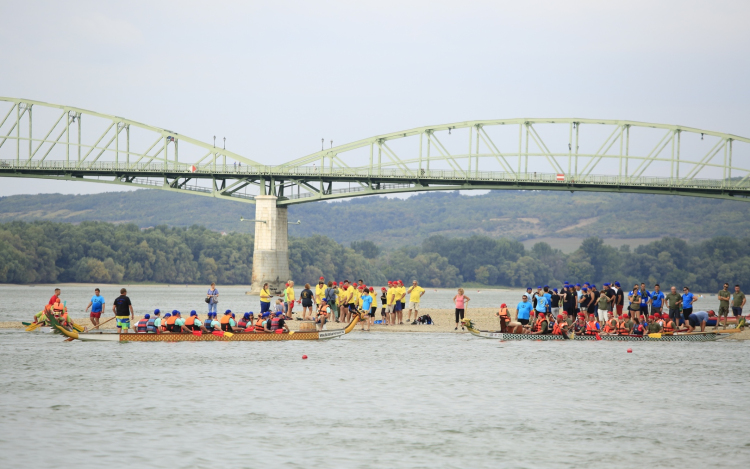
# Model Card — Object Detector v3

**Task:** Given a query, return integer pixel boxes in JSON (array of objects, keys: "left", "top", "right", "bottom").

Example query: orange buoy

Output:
[
  {"left": 627, "top": 348, "right": 632, "bottom": 353},
  {"left": 302, "top": 355, "right": 308, "bottom": 359}
]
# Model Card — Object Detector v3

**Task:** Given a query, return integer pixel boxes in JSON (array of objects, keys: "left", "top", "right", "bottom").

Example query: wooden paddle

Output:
[{"left": 89, "top": 316, "right": 116, "bottom": 331}]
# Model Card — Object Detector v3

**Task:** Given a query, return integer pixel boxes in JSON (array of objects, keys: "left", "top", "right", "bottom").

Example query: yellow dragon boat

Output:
[{"left": 47, "top": 312, "right": 360, "bottom": 342}]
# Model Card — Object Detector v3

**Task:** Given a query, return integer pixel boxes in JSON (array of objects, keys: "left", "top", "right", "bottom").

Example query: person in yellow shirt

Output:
[
  {"left": 386, "top": 281, "right": 397, "bottom": 326},
  {"left": 260, "top": 282, "right": 273, "bottom": 316},
  {"left": 350, "top": 283, "right": 361, "bottom": 319},
  {"left": 315, "top": 277, "right": 327, "bottom": 308},
  {"left": 284, "top": 281, "right": 295, "bottom": 318},
  {"left": 394, "top": 280, "right": 406, "bottom": 325},
  {"left": 369, "top": 287, "right": 378, "bottom": 323},
  {"left": 406, "top": 280, "right": 426, "bottom": 324}
]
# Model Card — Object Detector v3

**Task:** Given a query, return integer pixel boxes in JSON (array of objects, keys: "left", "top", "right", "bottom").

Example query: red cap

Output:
[
  {"left": 381, "top": 287, "right": 386, "bottom": 291},
  {"left": 530, "top": 311, "right": 536, "bottom": 316},
  {"left": 332, "top": 281, "right": 337, "bottom": 285},
  {"left": 662, "top": 313, "right": 669, "bottom": 319},
  {"left": 285, "top": 283, "right": 289, "bottom": 286},
  {"left": 501, "top": 303, "right": 506, "bottom": 308},
  {"left": 358, "top": 285, "right": 364, "bottom": 290},
  {"left": 557, "top": 314, "right": 564, "bottom": 319},
  {"left": 369, "top": 287, "right": 374, "bottom": 292},
  {"left": 320, "top": 276, "right": 324, "bottom": 279},
  {"left": 578, "top": 313, "right": 585, "bottom": 317}
]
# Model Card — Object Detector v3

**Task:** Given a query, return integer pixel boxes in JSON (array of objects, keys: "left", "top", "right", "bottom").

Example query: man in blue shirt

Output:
[
  {"left": 516, "top": 294, "right": 533, "bottom": 326},
  {"left": 681, "top": 286, "right": 698, "bottom": 324},
  {"left": 535, "top": 293, "right": 549, "bottom": 316},
  {"left": 650, "top": 284, "right": 665, "bottom": 315},
  {"left": 85, "top": 288, "right": 106, "bottom": 327},
  {"left": 542, "top": 286, "right": 552, "bottom": 313}
]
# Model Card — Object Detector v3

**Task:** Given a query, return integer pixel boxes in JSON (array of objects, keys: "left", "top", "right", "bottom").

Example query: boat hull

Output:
[
  {"left": 73, "top": 329, "right": 345, "bottom": 342},
  {"left": 469, "top": 329, "right": 720, "bottom": 342}
]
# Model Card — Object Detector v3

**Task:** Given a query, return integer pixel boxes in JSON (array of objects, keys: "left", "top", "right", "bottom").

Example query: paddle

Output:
[
  {"left": 648, "top": 333, "right": 662, "bottom": 339},
  {"left": 25, "top": 321, "right": 43, "bottom": 332},
  {"left": 89, "top": 316, "right": 116, "bottom": 331}
]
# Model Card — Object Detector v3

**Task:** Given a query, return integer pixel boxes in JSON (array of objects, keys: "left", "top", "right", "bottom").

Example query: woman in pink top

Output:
[{"left": 452, "top": 288, "right": 471, "bottom": 330}]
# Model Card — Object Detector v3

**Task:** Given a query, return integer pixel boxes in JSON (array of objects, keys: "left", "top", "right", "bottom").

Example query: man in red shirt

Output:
[{"left": 49, "top": 288, "right": 61, "bottom": 305}]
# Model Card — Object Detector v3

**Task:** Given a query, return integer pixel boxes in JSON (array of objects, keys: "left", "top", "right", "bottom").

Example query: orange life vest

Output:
[
  {"left": 552, "top": 321, "right": 564, "bottom": 335},
  {"left": 254, "top": 319, "right": 265, "bottom": 332},
  {"left": 185, "top": 316, "right": 196, "bottom": 326},
  {"left": 166, "top": 316, "right": 177, "bottom": 326},
  {"left": 585, "top": 320, "right": 599, "bottom": 335},
  {"left": 220, "top": 314, "right": 231, "bottom": 325},
  {"left": 532, "top": 318, "right": 546, "bottom": 333},
  {"left": 617, "top": 320, "right": 630, "bottom": 335},
  {"left": 498, "top": 307, "right": 510, "bottom": 319},
  {"left": 603, "top": 319, "right": 617, "bottom": 333},
  {"left": 663, "top": 321, "right": 674, "bottom": 333}
]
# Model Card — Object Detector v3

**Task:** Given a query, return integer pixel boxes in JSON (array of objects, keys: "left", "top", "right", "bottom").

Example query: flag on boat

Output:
[{"left": 556, "top": 174, "right": 565, "bottom": 181}]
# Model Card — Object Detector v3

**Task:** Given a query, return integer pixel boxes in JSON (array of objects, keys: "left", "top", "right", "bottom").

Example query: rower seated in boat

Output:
[
  {"left": 204, "top": 312, "right": 220, "bottom": 333},
  {"left": 617, "top": 314, "right": 633, "bottom": 335},
  {"left": 646, "top": 314, "right": 662, "bottom": 334},
  {"left": 136, "top": 314, "right": 152, "bottom": 333},
  {"left": 572, "top": 313, "right": 586, "bottom": 335},
  {"left": 220, "top": 310, "right": 236, "bottom": 332},
  {"left": 253, "top": 312, "right": 271, "bottom": 333},
  {"left": 602, "top": 311, "right": 618, "bottom": 334},
  {"left": 237, "top": 312, "right": 254, "bottom": 331},
  {"left": 172, "top": 311, "right": 193, "bottom": 333},
  {"left": 528, "top": 312, "right": 548, "bottom": 335},
  {"left": 551, "top": 314, "right": 569, "bottom": 336},
  {"left": 269, "top": 311, "right": 289, "bottom": 333},
  {"left": 316, "top": 299, "right": 330, "bottom": 331},
  {"left": 184, "top": 311, "right": 205, "bottom": 332},
  {"left": 496, "top": 303, "right": 511, "bottom": 332},
  {"left": 631, "top": 316, "right": 646, "bottom": 336},
  {"left": 164, "top": 311, "right": 178, "bottom": 332},
  {"left": 584, "top": 314, "right": 600, "bottom": 335}
]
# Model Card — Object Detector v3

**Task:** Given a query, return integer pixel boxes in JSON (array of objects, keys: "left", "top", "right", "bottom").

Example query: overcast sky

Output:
[{"left": 1, "top": 0, "right": 749, "bottom": 196}]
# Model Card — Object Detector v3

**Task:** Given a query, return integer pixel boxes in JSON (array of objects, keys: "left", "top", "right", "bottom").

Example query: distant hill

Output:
[{"left": 1, "top": 189, "right": 749, "bottom": 249}]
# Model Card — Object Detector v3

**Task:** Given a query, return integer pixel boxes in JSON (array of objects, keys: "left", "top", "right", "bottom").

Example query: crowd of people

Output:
[
  {"left": 496, "top": 281, "right": 746, "bottom": 336},
  {"left": 33, "top": 279, "right": 745, "bottom": 337}
]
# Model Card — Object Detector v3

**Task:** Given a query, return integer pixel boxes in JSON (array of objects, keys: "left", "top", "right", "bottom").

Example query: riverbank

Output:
[{"left": 4, "top": 307, "right": 749, "bottom": 340}]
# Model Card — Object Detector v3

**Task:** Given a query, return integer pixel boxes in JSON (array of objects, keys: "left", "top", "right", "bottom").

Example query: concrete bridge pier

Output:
[{"left": 250, "top": 195, "right": 290, "bottom": 295}]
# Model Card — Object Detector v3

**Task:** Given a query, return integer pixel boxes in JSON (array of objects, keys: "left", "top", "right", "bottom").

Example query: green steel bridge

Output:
[{"left": 1, "top": 97, "right": 750, "bottom": 204}]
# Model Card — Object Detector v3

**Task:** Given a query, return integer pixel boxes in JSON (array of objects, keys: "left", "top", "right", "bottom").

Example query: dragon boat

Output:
[
  {"left": 462, "top": 319, "right": 728, "bottom": 342},
  {"left": 46, "top": 312, "right": 360, "bottom": 342}
]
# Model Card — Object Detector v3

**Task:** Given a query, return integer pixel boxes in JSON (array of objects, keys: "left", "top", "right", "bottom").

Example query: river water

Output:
[{"left": 1, "top": 285, "right": 747, "bottom": 468}]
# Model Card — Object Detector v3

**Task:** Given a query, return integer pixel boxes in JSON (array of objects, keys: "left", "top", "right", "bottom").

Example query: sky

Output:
[{"left": 1, "top": 0, "right": 749, "bottom": 196}]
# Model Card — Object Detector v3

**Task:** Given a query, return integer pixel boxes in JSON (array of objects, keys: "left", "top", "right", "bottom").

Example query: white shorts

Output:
[
  {"left": 409, "top": 302, "right": 420, "bottom": 311},
  {"left": 386, "top": 305, "right": 394, "bottom": 313}
]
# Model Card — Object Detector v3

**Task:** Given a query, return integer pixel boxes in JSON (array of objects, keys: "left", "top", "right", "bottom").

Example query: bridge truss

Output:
[{"left": 1, "top": 97, "right": 749, "bottom": 205}]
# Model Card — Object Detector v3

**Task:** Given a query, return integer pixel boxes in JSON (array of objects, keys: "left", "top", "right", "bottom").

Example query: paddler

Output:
[
  {"left": 219, "top": 310, "right": 236, "bottom": 332},
  {"left": 616, "top": 315, "right": 630, "bottom": 335},
  {"left": 150, "top": 310, "right": 161, "bottom": 333},
  {"left": 270, "top": 310, "right": 289, "bottom": 333},
  {"left": 136, "top": 314, "right": 151, "bottom": 333},
  {"left": 164, "top": 310, "right": 178, "bottom": 332},
  {"left": 184, "top": 310, "right": 205, "bottom": 332},
  {"left": 238, "top": 312, "right": 254, "bottom": 331},
  {"left": 172, "top": 311, "right": 193, "bottom": 333},
  {"left": 661, "top": 313, "right": 676, "bottom": 334},
  {"left": 572, "top": 313, "right": 586, "bottom": 335},
  {"left": 529, "top": 311, "right": 548, "bottom": 335},
  {"left": 160, "top": 312, "right": 171, "bottom": 332},
  {"left": 316, "top": 298, "right": 330, "bottom": 331},
  {"left": 551, "top": 314, "right": 568, "bottom": 336},
  {"left": 584, "top": 313, "right": 600, "bottom": 336},
  {"left": 254, "top": 312, "right": 272, "bottom": 332},
  {"left": 496, "top": 303, "right": 511, "bottom": 332},
  {"left": 603, "top": 311, "right": 618, "bottom": 334},
  {"left": 203, "top": 312, "right": 220, "bottom": 332}
]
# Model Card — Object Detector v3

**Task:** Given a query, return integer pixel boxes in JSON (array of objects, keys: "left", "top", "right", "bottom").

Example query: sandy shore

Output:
[{"left": 4, "top": 307, "right": 748, "bottom": 339}]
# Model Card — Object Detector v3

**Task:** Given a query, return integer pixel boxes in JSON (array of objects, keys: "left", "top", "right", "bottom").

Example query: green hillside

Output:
[{"left": 1, "top": 189, "right": 749, "bottom": 248}]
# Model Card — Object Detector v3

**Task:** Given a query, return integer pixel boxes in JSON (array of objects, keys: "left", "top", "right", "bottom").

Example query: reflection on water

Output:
[{"left": 0, "top": 328, "right": 748, "bottom": 468}]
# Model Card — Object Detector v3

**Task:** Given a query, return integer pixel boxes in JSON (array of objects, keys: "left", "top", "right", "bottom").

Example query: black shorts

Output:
[
  {"left": 518, "top": 318, "right": 530, "bottom": 325},
  {"left": 682, "top": 308, "right": 693, "bottom": 320},
  {"left": 688, "top": 313, "right": 701, "bottom": 327},
  {"left": 455, "top": 309, "right": 465, "bottom": 322},
  {"left": 369, "top": 307, "right": 376, "bottom": 317},
  {"left": 381, "top": 308, "right": 387, "bottom": 317}
]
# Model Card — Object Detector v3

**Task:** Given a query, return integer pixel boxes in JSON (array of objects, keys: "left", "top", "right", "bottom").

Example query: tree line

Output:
[{"left": 1, "top": 221, "right": 748, "bottom": 291}]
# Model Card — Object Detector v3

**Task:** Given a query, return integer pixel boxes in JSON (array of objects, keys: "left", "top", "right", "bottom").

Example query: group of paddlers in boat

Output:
[
  {"left": 132, "top": 309, "right": 295, "bottom": 334},
  {"left": 494, "top": 307, "right": 722, "bottom": 337}
]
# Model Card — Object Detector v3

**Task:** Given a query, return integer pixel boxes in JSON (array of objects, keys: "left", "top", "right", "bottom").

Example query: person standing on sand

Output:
[
  {"left": 207, "top": 283, "right": 219, "bottom": 316},
  {"left": 453, "top": 288, "right": 470, "bottom": 331},
  {"left": 516, "top": 294, "right": 532, "bottom": 327},
  {"left": 665, "top": 286, "right": 682, "bottom": 326},
  {"left": 406, "top": 280, "right": 426, "bottom": 324},
  {"left": 85, "top": 288, "right": 105, "bottom": 327},
  {"left": 113, "top": 288, "right": 134, "bottom": 334},
  {"left": 732, "top": 285, "right": 746, "bottom": 323},
  {"left": 260, "top": 283, "right": 273, "bottom": 315},
  {"left": 285, "top": 281, "right": 296, "bottom": 319}
]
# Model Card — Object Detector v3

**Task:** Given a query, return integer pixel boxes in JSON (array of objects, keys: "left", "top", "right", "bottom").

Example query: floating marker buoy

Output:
[
  {"left": 302, "top": 355, "right": 308, "bottom": 359},
  {"left": 627, "top": 348, "right": 632, "bottom": 353}
]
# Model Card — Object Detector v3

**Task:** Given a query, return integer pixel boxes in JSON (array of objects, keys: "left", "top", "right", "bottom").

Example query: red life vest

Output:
[
  {"left": 238, "top": 319, "right": 249, "bottom": 329},
  {"left": 136, "top": 319, "right": 149, "bottom": 333},
  {"left": 270, "top": 317, "right": 281, "bottom": 331}
]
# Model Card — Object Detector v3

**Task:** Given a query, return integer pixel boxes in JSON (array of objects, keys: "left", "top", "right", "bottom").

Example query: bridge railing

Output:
[{"left": 2, "top": 159, "right": 748, "bottom": 191}]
